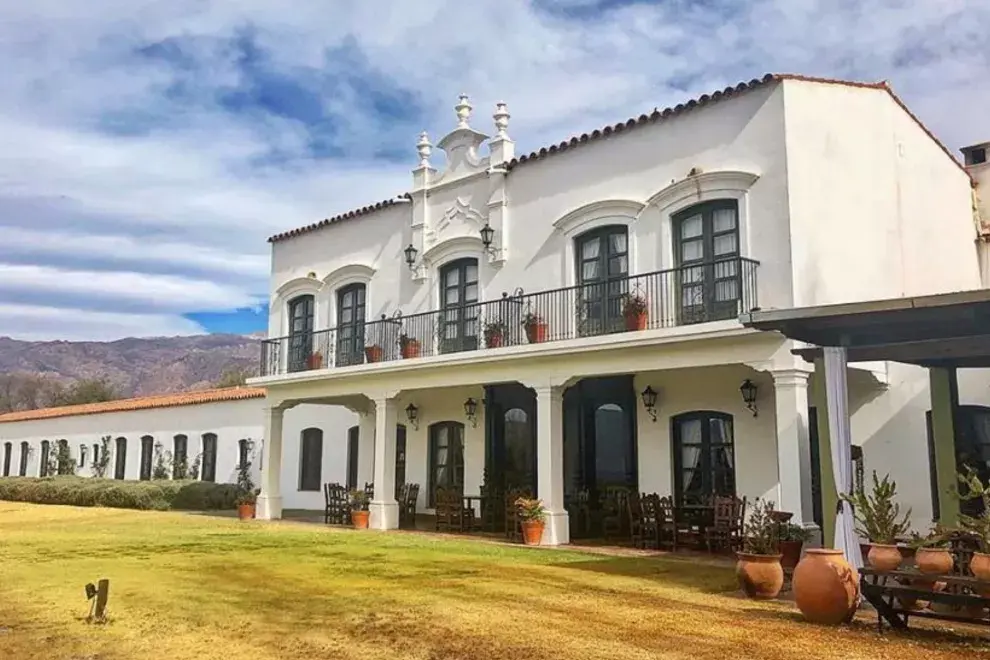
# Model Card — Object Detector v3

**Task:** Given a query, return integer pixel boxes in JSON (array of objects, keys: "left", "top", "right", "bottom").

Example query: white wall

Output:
[{"left": 0, "top": 398, "right": 357, "bottom": 511}]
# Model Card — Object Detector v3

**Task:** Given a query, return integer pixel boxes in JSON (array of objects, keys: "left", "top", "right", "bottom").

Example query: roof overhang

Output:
[{"left": 739, "top": 289, "right": 990, "bottom": 368}]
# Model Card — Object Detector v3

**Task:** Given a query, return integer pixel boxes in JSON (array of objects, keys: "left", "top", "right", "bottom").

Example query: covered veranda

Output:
[{"left": 741, "top": 288, "right": 990, "bottom": 554}]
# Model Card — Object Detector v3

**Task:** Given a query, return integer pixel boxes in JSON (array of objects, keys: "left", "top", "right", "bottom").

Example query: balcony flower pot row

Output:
[{"left": 361, "top": 339, "right": 421, "bottom": 363}]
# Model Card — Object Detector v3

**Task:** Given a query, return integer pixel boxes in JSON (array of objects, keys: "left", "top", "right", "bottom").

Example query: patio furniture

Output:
[
  {"left": 601, "top": 487, "right": 631, "bottom": 541},
  {"left": 657, "top": 496, "right": 678, "bottom": 551},
  {"left": 363, "top": 481, "right": 374, "bottom": 510},
  {"left": 675, "top": 503, "right": 713, "bottom": 549},
  {"left": 323, "top": 482, "right": 349, "bottom": 525},
  {"left": 435, "top": 487, "right": 463, "bottom": 532},
  {"left": 504, "top": 488, "right": 531, "bottom": 542},
  {"left": 704, "top": 495, "right": 746, "bottom": 553},
  {"left": 462, "top": 495, "right": 485, "bottom": 532},
  {"left": 479, "top": 483, "right": 503, "bottom": 532},
  {"left": 565, "top": 489, "right": 592, "bottom": 539},
  {"left": 398, "top": 483, "right": 420, "bottom": 529},
  {"left": 633, "top": 493, "right": 662, "bottom": 549}
]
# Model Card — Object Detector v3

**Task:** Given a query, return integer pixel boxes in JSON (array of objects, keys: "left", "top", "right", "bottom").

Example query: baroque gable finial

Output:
[
  {"left": 416, "top": 131, "right": 432, "bottom": 167},
  {"left": 493, "top": 101, "right": 510, "bottom": 139},
  {"left": 455, "top": 94, "right": 473, "bottom": 128}
]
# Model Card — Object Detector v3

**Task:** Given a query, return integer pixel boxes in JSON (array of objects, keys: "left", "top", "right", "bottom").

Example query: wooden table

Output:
[
  {"left": 861, "top": 567, "right": 990, "bottom": 632},
  {"left": 462, "top": 495, "right": 484, "bottom": 532}
]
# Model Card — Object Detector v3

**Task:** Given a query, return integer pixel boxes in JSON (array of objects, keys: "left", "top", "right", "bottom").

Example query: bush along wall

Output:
[{"left": 0, "top": 476, "right": 240, "bottom": 511}]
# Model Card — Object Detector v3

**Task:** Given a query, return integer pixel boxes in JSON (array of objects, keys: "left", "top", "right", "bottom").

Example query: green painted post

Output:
[
  {"left": 929, "top": 367, "right": 961, "bottom": 527},
  {"left": 813, "top": 358, "right": 838, "bottom": 548}
]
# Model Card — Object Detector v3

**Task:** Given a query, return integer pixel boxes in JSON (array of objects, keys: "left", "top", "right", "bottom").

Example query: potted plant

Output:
[
  {"left": 308, "top": 351, "right": 323, "bottom": 370},
  {"left": 735, "top": 498, "right": 784, "bottom": 599},
  {"left": 399, "top": 334, "right": 421, "bottom": 359},
  {"left": 364, "top": 344, "right": 384, "bottom": 363},
  {"left": 350, "top": 490, "right": 370, "bottom": 529},
  {"left": 235, "top": 457, "right": 258, "bottom": 520},
  {"left": 483, "top": 321, "right": 507, "bottom": 348},
  {"left": 515, "top": 497, "right": 546, "bottom": 545},
  {"left": 841, "top": 471, "right": 911, "bottom": 572},
  {"left": 778, "top": 522, "right": 812, "bottom": 572},
  {"left": 958, "top": 468, "right": 990, "bottom": 581},
  {"left": 621, "top": 292, "right": 648, "bottom": 331},
  {"left": 522, "top": 312, "right": 548, "bottom": 344},
  {"left": 912, "top": 525, "right": 954, "bottom": 575}
]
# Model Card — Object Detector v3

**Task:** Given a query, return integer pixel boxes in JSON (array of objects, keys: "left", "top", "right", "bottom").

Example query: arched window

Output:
[
  {"left": 173, "top": 434, "right": 188, "bottom": 479},
  {"left": 439, "top": 259, "right": 479, "bottom": 353},
  {"left": 672, "top": 200, "right": 741, "bottom": 323},
  {"left": 114, "top": 437, "right": 127, "bottom": 480},
  {"left": 595, "top": 403, "right": 633, "bottom": 488},
  {"left": 299, "top": 428, "right": 323, "bottom": 491},
  {"left": 78, "top": 444, "right": 87, "bottom": 469},
  {"left": 56, "top": 439, "right": 69, "bottom": 475},
  {"left": 39, "top": 440, "right": 51, "bottom": 477},
  {"left": 287, "top": 294, "right": 315, "bottom": 373},
  {"left": 19, "top": 441, "right": 29, "bottom": 476},
  {"left": 139, "top": 436, "right": 154, "bottom": 481},
  {"left": 2, "top": 442, "right": 11, "bottom": 477},
  {"left": 346, "top": 426, "right": 359, "bottom": 490},
  {"left": 200, "top": 433, "right": 218, "bottom": 482},
  {"left": 503, "top": 408, "right": 535, "bottom": 491},
  {"left": 672, "top": 411, "right": 735, "bottom": 506},
  {"left": 336, "top": 283, "right": 367, "bottom": 366},
  {"left": 575, "top": 225, "right": 629, "bottom": 335},
  {"left": 428, "top": 421, "right": 465, "bottom": 506}
]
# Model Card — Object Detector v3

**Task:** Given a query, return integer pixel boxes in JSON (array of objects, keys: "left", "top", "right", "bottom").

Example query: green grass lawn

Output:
[{"left": 1, "top": 502, "right": 988, "bottom": 659}]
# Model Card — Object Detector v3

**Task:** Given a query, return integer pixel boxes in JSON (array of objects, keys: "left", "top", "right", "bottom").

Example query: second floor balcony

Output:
[{"left": 260, "top": 257, "right": 759, "bottom": 377}]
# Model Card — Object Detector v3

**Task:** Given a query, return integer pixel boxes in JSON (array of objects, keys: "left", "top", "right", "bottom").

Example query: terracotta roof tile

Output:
[
  {"left": 267, "top": 73, "right": 968, "bottom": 243},
  {"left": 0, "top": 387, "right": 266, "bottom": 424}
]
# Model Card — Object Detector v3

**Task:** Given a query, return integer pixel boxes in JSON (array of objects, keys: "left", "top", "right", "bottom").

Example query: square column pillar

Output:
[
  {"left": 772, "top": 369, "right": 815, "bottom": 527},
  {"left": 357, "top": 411, "right": 376, "bottom": 487},
  {"left": 534, "top": 384, "right": 569, "bottom": 545},
  {"left": 257, "top": 405, "right": 285, "bottom": 520},
  {"left": 929, "top": 367, "right": 961, "bottom": 526},
  {"left": 369, "top": 395, "right": 399, "bottom": 530}
]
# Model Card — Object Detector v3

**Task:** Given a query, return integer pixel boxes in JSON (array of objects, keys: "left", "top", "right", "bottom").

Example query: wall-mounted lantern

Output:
[
  {"left": 479, "top": 223, "right": 497, "bottom": 257},
  {"left": 640, "top": 386, "right": 659, "bottom": 422},
  {"left": 464, "top": 398, "right": 479, "bottom": 428},
  {"left": 405, "top": 403, "right": 420, "bottom": 430},
  {"left": 403, "top": 243, "right": 419, "bottom": 272},
  {"left": 740, "top": 379, "right": 759, "bottom": 417}
]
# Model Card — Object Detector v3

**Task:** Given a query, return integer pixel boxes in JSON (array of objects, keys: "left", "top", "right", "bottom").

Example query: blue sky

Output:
[{"left": 0, "top": 0, "right": 987, "bottom": 340}]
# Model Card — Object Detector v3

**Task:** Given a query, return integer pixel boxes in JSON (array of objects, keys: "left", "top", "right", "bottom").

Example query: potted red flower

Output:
[
  {"left": 308, "top": 351, "right": 324, "bottom": 370},
  {"left": 364, "top": 345, "right": 384, "bottom": 363},
  {"left": 399, "top": 334, "right": 421, "bottom": 359},
  {"left": 522, "top": 313, "right": 548, "bottom": 344},
  {"left": 515, "top": 497, "right": 546, "bottom": 546},
  {"left": 350, "top": 489, "right": 370, "bottom": 529},
  {"left": 484, "top": 321, "right": 507, "bottom": 348},
  {"left": 621, "top": 292, "right": 648, "bottom": 331}
]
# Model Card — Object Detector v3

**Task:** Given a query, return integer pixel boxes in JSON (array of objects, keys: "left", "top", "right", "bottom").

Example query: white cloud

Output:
[{"left": 0, "top": 0, "right": 987, "bottom": 340}]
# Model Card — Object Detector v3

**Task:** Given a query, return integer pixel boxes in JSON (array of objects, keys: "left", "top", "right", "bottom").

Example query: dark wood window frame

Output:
[
  {"left": 336, "top": 283, "right": 367, "bottom": 366},
  {"left": 671, "top": 410, "right": 736, "bottom": 507},
  {"left": 114, "top": 437, "right": 127, "bottom": 480},
  {"left": 673, "top": 199, "right": 742, "bottom": 323},
  {"left": 201, "top": 433, "right": 218, "bottom": 482},
  {"left": 19, "top": 442, "right": 29, "bottom": 476},
  {"left": 299, "top": 428, "right": 323, "bottom": 492},
  {"left": 139, "top": 436, "right": 154, "bottom": 481},
  {"left": 238, "top": 439, "right": 250, "bottom": 469},
  {"left": 287, "top": 294, "right": 316, "bottom": 373},
  {"left": 439, "top": 258, "right": 480, "bottom": 354},
  {"left": 574, "top": 224, "right": 630, "bottom": 335},
  {"left": 2, "top": 442, "right": 11, "bottom": 476},
  {"left": 39, "top": 440, "right": 51, "bottom": 477},
  {"left": 428, "top": 421, "right": 465, "bottom": 506},
  {"left": 346, "top": 426, "right": 359, "bottom": 490}
]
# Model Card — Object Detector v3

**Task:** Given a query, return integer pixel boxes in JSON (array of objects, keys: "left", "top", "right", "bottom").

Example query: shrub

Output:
[{"left": 0, "top": 476, "right": 239, "bottom": 512}]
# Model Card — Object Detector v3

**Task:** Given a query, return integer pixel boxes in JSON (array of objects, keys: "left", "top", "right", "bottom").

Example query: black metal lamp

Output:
[
  {"left": 640, "top": 386, "right": 658, "bottom": 422},
  {"left": 405, "top": 403, "right": 419, "bottom": 430},
  {"left": 464, "top": 397, "right": 479, "bottom": 427},
  {"left": 740, "top": 379, "right": 759, "bottom": 417},
  {"left": 404, "top": 243, "right": 418, "bottom": 271},
  {"left": 479, "top": 223, "right": 496, "bottom": 256}
]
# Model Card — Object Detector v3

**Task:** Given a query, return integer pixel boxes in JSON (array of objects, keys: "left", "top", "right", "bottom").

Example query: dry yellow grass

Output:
[{"left": 1, "top": 502, "right": 988, "bottom": 659}]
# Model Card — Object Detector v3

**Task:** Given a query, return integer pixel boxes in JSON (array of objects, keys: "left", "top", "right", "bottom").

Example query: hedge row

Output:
[{"left": 0, "top": 476, "right": 240, "bottom": 511}]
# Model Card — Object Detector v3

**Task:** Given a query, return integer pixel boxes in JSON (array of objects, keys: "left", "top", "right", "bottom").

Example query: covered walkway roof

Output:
[{"left": 739, "top": 289, "right": 990, "bottom": 369}]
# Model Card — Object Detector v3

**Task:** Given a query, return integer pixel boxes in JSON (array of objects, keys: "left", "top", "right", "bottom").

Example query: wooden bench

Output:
[{"left": 861, "top": 567, "right": 990, "bottom": 632}]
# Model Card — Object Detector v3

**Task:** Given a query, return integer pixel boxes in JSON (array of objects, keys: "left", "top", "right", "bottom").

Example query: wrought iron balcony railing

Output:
[{"left": 260, "top": 257, "right": 759, "bottom": 377}]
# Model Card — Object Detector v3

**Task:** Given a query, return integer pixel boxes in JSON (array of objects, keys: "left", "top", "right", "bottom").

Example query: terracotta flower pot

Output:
[
  {"left": 486, "top": 333, "right": 504, "bottom": 348},
  {"left": 915, "top": 547, "right": 954, "bottom": 575},
  {"left": 792, "top": 549, "right": 860, "bottom": 624},
  {"left": 779, "top": 540, "right": 805, "bottom": 572},
  {"left": 308, "top": 352, "right": 323, "bottom": 370},
  {"left": 364, "top": 346, "right": 383, "bottom": 363},
  {"left": 970, "top": 552, "right": 990, "bottom": 582},
  {"left": 400, "top": 340, "right": 421, "bottom": 359},
  {"left": 624, "top": 310, "right": 647, "bottom": 331},
  {"left": 736, "top": 553, "right": 784, "bottom": 600},
  {"left": 351, "top": 510, "right": 370, "bottom": 529},
  {"left": 237, "top": 503, "right": 255, "bottom": 520},
  {"left": 525, "top": 322, "right": 548, "bottom": 344},
  {"left": 868, "top": 544, "right": 903, "bottom": 572},
  {"left": 521, "top": 520, "right": 544, "bottom": 545}
]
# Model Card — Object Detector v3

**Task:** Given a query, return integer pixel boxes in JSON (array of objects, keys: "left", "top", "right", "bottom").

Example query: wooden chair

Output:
[
  {"left": 323, "top": 482, "right": 349, "bottom": 525},
  {"left": 398, "top": 483, "right": 420, "bottom": 529},
  {"left": 637, "top": 494, "right": 663, "bottom": 550},
  {"left": 434, "top": 487, "right": 460, "bottom": 532},
  {"left": 565, "top": 489, "right": 592, "bottom": 539},
  {"left": 601, "top": 487, "right": 631, "bottom": 541},
  {"left": 628, "top": 492, "right": 644, "bottom": 547},
  {"left": 705, "top": 495, "right": 746, "bottom": 553},
  {"left": 363, "top": 482, "right": 374, "bottom": 510},
  {"left": 504, "top": 488, "right": 531, "bottom": 542},
  {"left": 480, "top": 483, "right": 503, "bottom": 533},
  {"left": 657, "top": 496, "right": 678, "bottom": 551}
]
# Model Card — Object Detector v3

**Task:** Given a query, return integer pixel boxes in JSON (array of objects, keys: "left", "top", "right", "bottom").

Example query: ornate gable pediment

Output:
[{"left": 424, "top": 197, "right": 487, "bottom": 249}]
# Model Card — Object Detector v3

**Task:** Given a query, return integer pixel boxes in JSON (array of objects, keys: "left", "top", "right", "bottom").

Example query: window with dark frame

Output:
[
  {"left": 139, "top": 436, "right": 154, "bottom": 480},
  {"left": 336, "top": 284, "right": 367, "bottom": 366},
  {"left": 428, "top": 421, "right": 465, "bottom": 506},
  {"left": 672, "top": 411, "right": 736, "bottom": 506},
  {"left": 346, "top": 426, "right": 359, "bottom": 490},
  {"left": 201, "top": 433, "right": 218, "bottom": 482},
  {"left": 173, "top": 434, "right": 188, "bottom": 474},
  {"left": 287, "top": 294, "right": 315, "bottom": 372},
  {"left": 2, "top": 442, "right": 11, "bottom": 476},
  {"left": 299, "top": 428, "right": 323, "bottom": 491},
  {"left": 439, "top": 259, "right": 479, "bottom": 353},
  {"left": 19, "top": 442, "right": 28, "bottom": 476},
  {"left": 39, "top": 440, "right": 50, "bottom": 477},
  {"left": 78, "top": 444, "right": 87, "bottom": 468},
  {"left": 238, "top": 439, "right": 250, "bottom": 469},
  {"left": 673, "top": 200, "right": 741, "bottom": 323},
  {"left": 92, "top": 444, "right": 99, "bottom": 469},
  {"left": 114, "top": 437, "right": 127, "bottom": 480},
  {"left": 575, "top": 225, "right": 629, "bottom": 335}
]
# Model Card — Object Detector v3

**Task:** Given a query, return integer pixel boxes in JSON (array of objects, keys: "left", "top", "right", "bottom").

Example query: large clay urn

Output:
[
  {"left": 867, "top": 544, "right": 903, "bottom": 572},
  {"left": 792, "top": 549, "right": 860, "bottom": 625},
  {"left": 970, "top": 552, "right": 990, "bottom": 581},
  {"left": 736, "top": 553, "right": 784, "bottom": 599}
]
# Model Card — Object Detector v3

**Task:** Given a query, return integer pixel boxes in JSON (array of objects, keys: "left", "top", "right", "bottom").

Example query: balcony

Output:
[{"left": 260, "top": 257, "right": 759, "bottom": 377}]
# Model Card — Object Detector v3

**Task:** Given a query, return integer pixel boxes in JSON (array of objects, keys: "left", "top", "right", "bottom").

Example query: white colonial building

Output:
[
  {"left": 0, "top": 387, "right": 358, "bottom": 511},
  {"left": 248, "top": 73, "right": 990, "bottom": 543}
]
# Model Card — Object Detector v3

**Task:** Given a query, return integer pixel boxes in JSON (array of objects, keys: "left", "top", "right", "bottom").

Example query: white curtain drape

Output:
[{"left": 824, "top": 346, "right": 864, "bottom": 570}]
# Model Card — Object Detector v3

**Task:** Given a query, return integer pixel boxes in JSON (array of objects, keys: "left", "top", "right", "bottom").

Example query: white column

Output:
[
  {"left": 534, "top": 384, "right": 569, "bottom": 545},
  {"left": 771, "top": 369, "right": 814, "bottom": 527},
  {"left": 257, "top": 405, "right": 285, "bottom": 520},
  {"left": 369, "top": 395, "right": 399, "bottom": 530},
  {"left": 357, "top": 412, "right": 376, "bottom": 487}
]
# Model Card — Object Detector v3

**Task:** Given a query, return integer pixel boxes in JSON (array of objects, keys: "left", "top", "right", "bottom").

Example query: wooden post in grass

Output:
[{"left": 85, "top": 579, "right": 110, "bottom": 624}]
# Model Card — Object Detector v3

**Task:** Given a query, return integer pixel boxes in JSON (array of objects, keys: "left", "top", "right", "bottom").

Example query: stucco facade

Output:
[{"left": 250, "top": 74, "right": 986, "bottom": 543}]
